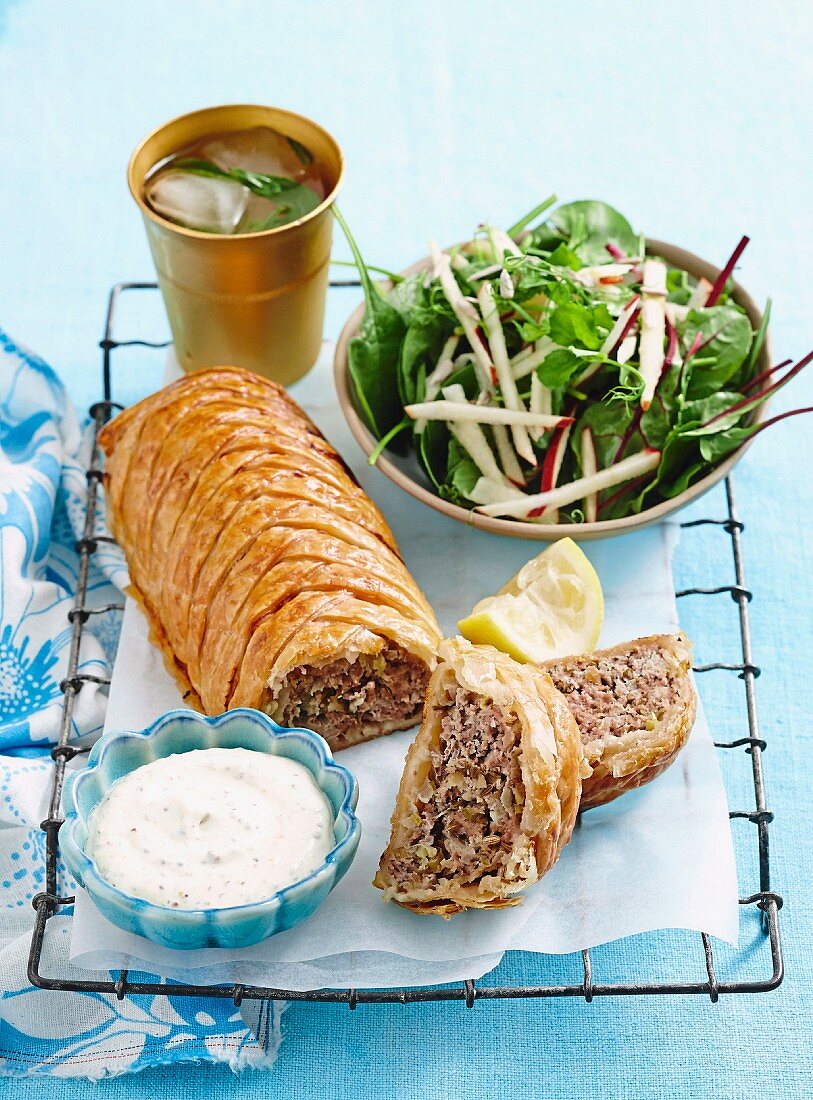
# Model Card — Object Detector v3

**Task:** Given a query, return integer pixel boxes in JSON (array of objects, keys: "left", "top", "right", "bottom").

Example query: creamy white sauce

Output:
[{"left": 86, "top": 747, "right": 334, "bottom": 909}]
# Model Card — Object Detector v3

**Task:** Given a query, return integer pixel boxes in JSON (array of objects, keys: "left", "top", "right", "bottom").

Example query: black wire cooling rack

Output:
[{"left": 28, "top": 282, "right": 784, "bottom": 1008}]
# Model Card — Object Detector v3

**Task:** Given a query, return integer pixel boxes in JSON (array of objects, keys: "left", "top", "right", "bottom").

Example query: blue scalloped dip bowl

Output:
[{"left": 61, "top": 709, "right": 360, "bottom": 949}]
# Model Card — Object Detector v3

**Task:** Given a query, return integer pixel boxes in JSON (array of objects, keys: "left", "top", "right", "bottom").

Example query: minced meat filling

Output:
[
  {"left": 392, "top": 688, "right": 525, "bottom": 888},
  {"left": 269, "top": 645, "right": 428, "bottom": 740},
  {"left": 546, "top": 645, "right": 679, "bottom": 743}
]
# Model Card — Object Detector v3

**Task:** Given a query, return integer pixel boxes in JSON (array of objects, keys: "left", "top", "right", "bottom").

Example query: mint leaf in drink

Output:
[
  {"left": 175, "top": 157, "right": 321, "bottom": 230},
  {"left": 241, "top": 185, "right": 320, "bottom": 230},
  {"left": 175, "top": 158, "right": 299, "bottom": 194},
  {"left": 286, "top": 136, "right": 315, "bottom": 165}
]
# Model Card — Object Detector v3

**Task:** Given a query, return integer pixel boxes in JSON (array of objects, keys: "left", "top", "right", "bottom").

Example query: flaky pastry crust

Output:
[
  {"left": 374, "top": 637, "right": 586, "bottom": 915},
  {"left": 98, "top": 367, "right": 441, "bottom": 747}
]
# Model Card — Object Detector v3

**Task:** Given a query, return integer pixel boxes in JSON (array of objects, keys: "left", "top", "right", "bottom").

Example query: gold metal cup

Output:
[{"left": 128, "top": 104, "right": 344, "bottom": 386}]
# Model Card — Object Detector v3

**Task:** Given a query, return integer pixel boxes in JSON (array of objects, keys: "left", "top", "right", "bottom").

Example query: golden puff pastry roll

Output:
[
  {"left": 542, "top": 633, "right": 697, "bottom": 810},
  {"left": 375, "top": 636, "right": 586, "bottom": 915},
  {"left": 98, "top": 366, "right": 442, "bottom": 750}
]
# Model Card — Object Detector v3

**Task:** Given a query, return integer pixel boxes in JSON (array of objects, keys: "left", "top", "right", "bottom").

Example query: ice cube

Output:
[
  {"left": 201, "top": 126, "right": 325, "bottom": 200},
  {"left": 239, "top": 193, "right": 288, "bottom": 232},
  {"left": 146, "top": 169, "right": 249, "bottom": 234}
]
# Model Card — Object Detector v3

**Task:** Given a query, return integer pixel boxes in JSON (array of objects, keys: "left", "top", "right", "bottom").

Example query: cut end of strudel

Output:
[
  {"left": 374, "top": 636, "right": 586, "bottom": 916},
  {"left": 542, "top": 633, "right": 697, "bottom": 810},
  {"left": 264, "top": 642, "right": 432, "bottom": 749}
]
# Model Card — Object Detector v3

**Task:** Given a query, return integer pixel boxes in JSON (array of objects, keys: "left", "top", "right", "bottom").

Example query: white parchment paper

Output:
[{"left": 69, "top": 361, "right": 739, "bottom": 989}]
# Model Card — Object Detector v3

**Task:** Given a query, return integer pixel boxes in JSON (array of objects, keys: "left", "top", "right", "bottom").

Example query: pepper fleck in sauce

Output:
[{"left": 86, "top": 748, "right": 334, "bottom": 909}]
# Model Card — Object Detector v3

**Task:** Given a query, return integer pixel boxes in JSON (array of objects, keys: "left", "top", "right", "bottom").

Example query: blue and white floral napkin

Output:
[{"left": 0, "top": 333, "right": 281, "bottom": 1079}]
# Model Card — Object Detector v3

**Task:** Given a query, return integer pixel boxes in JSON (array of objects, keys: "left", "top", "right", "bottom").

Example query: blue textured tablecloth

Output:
[{"left": 2, "top": 0, "right": 812, "bottom": 1096}]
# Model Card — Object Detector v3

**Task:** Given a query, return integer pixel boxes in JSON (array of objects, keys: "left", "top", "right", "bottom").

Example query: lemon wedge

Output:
[{"left": 457, "top": 538, "right": 604, "bottom": 663}]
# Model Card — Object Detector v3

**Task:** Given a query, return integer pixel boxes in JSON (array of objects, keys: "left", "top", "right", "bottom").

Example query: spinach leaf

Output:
[
  {"left": 439, "top": 438, "right": 480, "bottom": 505},
  {"left": 697, "top": 425, "right": 757, "bottom": 463},
  {"left": 629, "top": 429, "right": 705, "bottom": 506},
  {"left": 654, "top": 409, "right": 744, "bottom": 500},
  {"left": 550, "top": 200, "right": 638, "bottom": 264},
  {"left": 640, "top": 360, "right": 684, "bottom": 450},
  {"left": 418, "top": 418, "right": 450, "bottom": 489},
  {"left": 640, "top": 386, "right": 758, "bottom": 503},
  {"left": 411, "top": 363, "right": 427, "bottom": 420},
  {"left": 680, "top": 391, "right": 740, "bottom": 422},
  {"left": 443, "top": 360, "right": 480, "bottom": 399},
  {"left": 334, "top": 207, "right": 406, "bottom": 437},
  {"left": 573, "top": 400, "right": 637, "bottom": 468},
  {"left": 735, "top": 298, "right": 771, "bottom": 386},
  {"left": 537, "top": 348, "right": 584, "bottom": 388},
  {"left": 682, "top": 358, "right": 793, "bottom": 440},
  {"left": 598, "top": 481, "right": 648, "bottom": 520},
  {"left": 679, "top": 305, "right": 753, "bottom": 398},
  {"left": 638, "top": 374, "right": 769, "bottom": 504},
  {"left": 387, "top": 272, "right": 431, "bottom": 321},
  {"left": 659, "top": 455, "right": 708, "bottom": 498},
  {"left": 399, "top": 312, "right": 451, "bottom": 406},
  {"left": 679, "top": 391, "right": 747, "bottom": 433}
]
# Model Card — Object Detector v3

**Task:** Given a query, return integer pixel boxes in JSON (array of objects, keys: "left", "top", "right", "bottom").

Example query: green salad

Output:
[{"left": 336, "top": 198, "right": 811, "bottom": 523}]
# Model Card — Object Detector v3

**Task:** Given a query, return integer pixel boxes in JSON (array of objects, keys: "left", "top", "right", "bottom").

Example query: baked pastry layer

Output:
[
  {"left": 543, "top": 632, "right": 697, "bottom": 809},
  {"left": 374, "top": 636, "right": 585, "bottom": 915},
  {"left": 98, "top": 366, "right": 442, "bottom": 748}
]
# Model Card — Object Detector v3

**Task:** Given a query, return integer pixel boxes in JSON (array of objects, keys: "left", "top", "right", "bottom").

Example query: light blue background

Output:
[{"left": 2, "top": 1, "right": 812, "bottom": 1096}]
